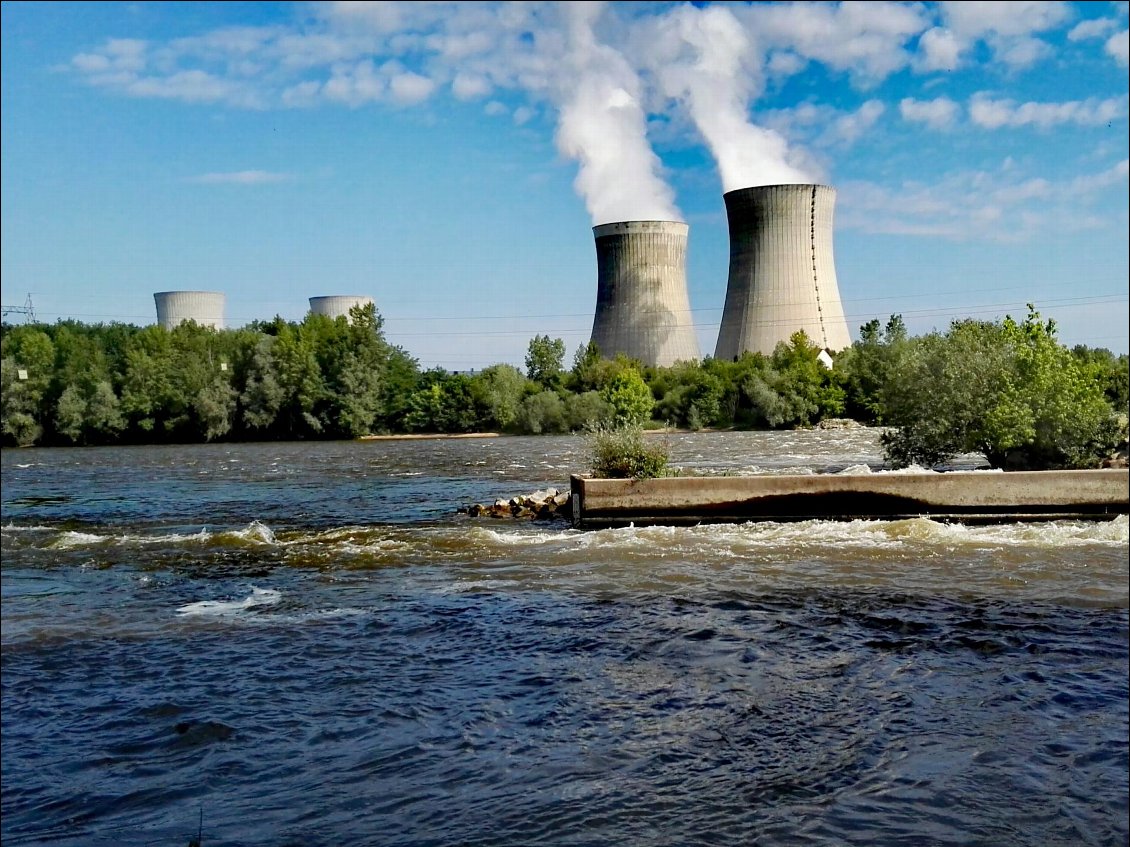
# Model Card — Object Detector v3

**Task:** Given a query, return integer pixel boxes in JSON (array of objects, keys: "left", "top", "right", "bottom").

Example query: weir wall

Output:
[{"left": 570, "top": 470, "right": 1130, "bottom": 529}]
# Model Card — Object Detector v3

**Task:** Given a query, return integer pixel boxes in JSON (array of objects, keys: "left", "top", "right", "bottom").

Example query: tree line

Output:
[{"left": 2, "top": 302, "right": 1127, "bottom": 469}]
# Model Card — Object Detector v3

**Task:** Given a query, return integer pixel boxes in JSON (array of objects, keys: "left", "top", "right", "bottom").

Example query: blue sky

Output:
[{"left": 2, "top": 0, "right": 1127, "bottom": 370}]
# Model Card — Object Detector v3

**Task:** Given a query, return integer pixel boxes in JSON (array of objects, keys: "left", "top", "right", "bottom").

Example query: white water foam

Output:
[
  {"left": 49, "top": 531, "right": 112, "bottom": 549},
  {"left": 176, "top": 586, "right": 282, "bottom": 617},
  {"left": 226, "top": 521, "right": 277, "bottom": 545},
  {"left": 2, "top": 523, "right": 54, "bottom": 533},
  {"left": 490, "top": 515, "right": 1130, "bottom": 554}
]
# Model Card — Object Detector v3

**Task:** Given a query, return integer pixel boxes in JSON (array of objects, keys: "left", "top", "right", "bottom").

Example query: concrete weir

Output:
[{"left": 569, "top": 470, "right": 1130, "bottom": 529}]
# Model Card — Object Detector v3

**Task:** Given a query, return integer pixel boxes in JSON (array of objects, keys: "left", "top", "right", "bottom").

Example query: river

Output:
[{"left": 2, "top": 430, "right": 1127, "bottom": 846}]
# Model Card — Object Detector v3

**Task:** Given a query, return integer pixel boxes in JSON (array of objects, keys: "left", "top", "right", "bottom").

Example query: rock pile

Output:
[
  {"left": 1101, "top": 442, "right": 1128, "bottom": 469},
  {"left": 461, "top": 488, "right": 572, "bottom": 521}
]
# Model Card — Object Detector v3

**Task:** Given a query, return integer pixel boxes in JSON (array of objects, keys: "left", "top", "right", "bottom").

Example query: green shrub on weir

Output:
[{"left": 586, "top": 423, "right": 670, "bottom": 479}]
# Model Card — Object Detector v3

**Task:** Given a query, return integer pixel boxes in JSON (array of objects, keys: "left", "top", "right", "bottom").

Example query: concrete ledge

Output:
[{"left": 570, "top": 470, "right": 1130, "bottom": 529}]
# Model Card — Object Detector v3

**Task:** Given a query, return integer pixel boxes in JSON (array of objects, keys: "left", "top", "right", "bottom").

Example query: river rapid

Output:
[{"left": 2, "top": 430, "right": 1127, "bottom": 846}]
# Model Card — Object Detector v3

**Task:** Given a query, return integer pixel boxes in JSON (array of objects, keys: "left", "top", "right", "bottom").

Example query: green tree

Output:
[
  {"left": 516, "top": 390, "right": 567, "bottom": 434},
  {"left": 601, "top": 367, "right": 654, "bottom": 427},
  {"left": 53, "top": 380, "right": 124, "bottom": 444},
  {"left": 881, "top": 306, "right": 1122, "bottom": 469},
  {"left": 652, "top": 360, "right": 724, "bottom": 430},
  {"left": 766, "top": 330, "right": 845, "bottom": 428},
  {"left": 85, "top": 381, "right": 126, "bottom": 442},
  {"left": 376, "top": 345, "right": 421, "bottom": 433},
  {"left": 1071, "top": 345, "right": 1129, "bottom": 414},
  {"left": 0, "top": 327, "right": 55, "bottom": 445},
  {"left": 166, "top": 322, "right": 236, "bottom": 441},
  {"left": 564, "top": 390, "right": 613, "bottom": 432},
  {"left": 311, "top": 306, "right": 390, "bottom": 438},
  {"left": 838, "top": 315, "right": 908, "bottom": 424},
  {"left": 271, "top": 321, "right": 325, "bottom": 438},
  {"left": 119, "top": 326, "right": 177, "bottom": 438},
  {"left": 403, "top": 369, "right": 483, "bottom": 433},
  {"left": 1, "top": 357, "right": 42, "bottom": 445},
  {"left": 471, "top": 364, "right": 532, "bottom": 432},
  {"left": 239, "top": 335, "right": 285, "bottom": 433},
  {"left": 525, "top": 334, "right": 566, "bottom": 388},
  {"left": 568, "top": 340, "right": 602, "bottom": 392}
]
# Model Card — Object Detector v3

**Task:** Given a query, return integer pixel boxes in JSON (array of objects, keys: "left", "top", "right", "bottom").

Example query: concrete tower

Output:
[
  {"left": 309, "top": 295, "right": 374, "bottom": 321},
  {"left": 589, "top": 220, "right": 700, "bottom": 367},
  {"left": 153, "top": 291, "right": 225, "bottom": 330},
  {"left": 714, "top": 184, "right": 851, "bottom": 360}
]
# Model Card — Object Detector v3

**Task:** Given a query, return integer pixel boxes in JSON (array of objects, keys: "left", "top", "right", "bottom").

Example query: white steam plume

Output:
[
  {"left": 553, "top": 3, "right": 681, "bottom": 224},
  {"left": 644, "top": 4, "right": 812, "bottom": 190}
]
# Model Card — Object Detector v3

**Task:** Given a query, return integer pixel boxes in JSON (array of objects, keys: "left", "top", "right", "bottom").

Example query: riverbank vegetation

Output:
[{"left": 3, "top": 303, "right": 1126, "bottom": 470}]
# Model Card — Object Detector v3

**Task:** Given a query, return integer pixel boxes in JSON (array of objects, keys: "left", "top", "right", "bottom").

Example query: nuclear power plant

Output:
[
  {"left": 588, "top": 220, "right": 700, "bottom": 368},
  {"left": 714, "top": 184, "right": 851, "bottom": 360},
  {"left": 309, "top": 295, "right": 375, "bottom": 321},
  {"left": 146, "top": 186, "right": 853, "bottom": 365},
  {"left": 153, "top": 291, "right": 226, "bottom": 330}
]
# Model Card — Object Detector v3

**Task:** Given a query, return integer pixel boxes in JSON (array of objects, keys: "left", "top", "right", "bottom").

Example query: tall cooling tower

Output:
[
  {"left": 714, "top": 184, "right": 851, "bottom": 360},
  {"left": 153, "top": 291, "right": 225, "bottom": 330},
  {"left": 589, "top": 221, "right": 700, "bottom": 368},
  {"left": 309, "top": 295, "right": 375, "bottom": 321}
]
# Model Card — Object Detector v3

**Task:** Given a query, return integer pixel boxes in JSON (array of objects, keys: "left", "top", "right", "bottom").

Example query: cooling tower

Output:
[
  {"left": 153, "top": 291, "right": 225, "bottom": 330},
  {"left": 309, "top": 295, "right": 374, "bottom": 321},
  {"left": 589, "top": 221, "right": 700, "bottom": 368},
  {"left": 714, "top": 184, "right": 851, "bottom": 360}
]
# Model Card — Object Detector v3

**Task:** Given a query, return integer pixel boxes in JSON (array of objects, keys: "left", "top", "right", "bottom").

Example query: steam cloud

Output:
[
  {"left": 642, "top": 4, "right": 812, "bottom": 191},
  {"left": 552, "top": 3, "right": 681, "bottom": 224}
]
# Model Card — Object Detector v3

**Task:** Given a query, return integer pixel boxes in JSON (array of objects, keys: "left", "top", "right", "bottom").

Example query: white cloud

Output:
[
  {"left": 837, "top": 158, "right": 1128, "bottom": 242},
  {"left": 1068, "top": 18, "right": 1119, "bottom": 41},
  {"left": 57, "top": 0, "right": 1130, "bottom": 232},
  {"left": 127, "top": 69, "right": 260, "bottom": 106},
  {"left": 281, "top": 80, "right": 322, "bottom": 107},
  {"left": 915, "top": 27, "right": 961, "bottom": 71},
  {"left": 1107, "top": 29, "right": 1130, "bottom": 66},
  {"left": 765, "top": 51, "right": 806, "bottom": 76},
  {"left": 900, "top": 96, "right": 960, "bottom": 129},
  {"left": 763, "top": 100, "right": 885, "bottom": 151},
  {"left": 1069, "top": 159, "right": 1130, "bottom": 192},
  {"left": 388, "top": 70, "right": 436, "bottom": 104},
  {"left": 829, "top": 99, "right": 886, "bottom": 144},
  {"left": 995, "top": 37, "right": 1054, "bottom": 68},
  {"left": 991, "top": 178, "right": 1051, "bottom": 204},
  {"left": 323, "top": 59, "right": 385, "bottom": 106},
  {"left": 940, "top": 1, "right": 1073, "bottom": 39},
  {"left": 924, "top": 1, "right": 1075, "bottom": 69},
  {"left": 191, "top": 170, "right": 292, "bottom": 185},
  {"left": 736, "top": 1, "right": 928, "bottom": 85},
  {"left": 451, "top": 72, "right": 491, "bottom": 100},
  {"left": 71, "top": 38, "right": 148, "bottom": 83},
  {"left": 969, "top": 93, "right": 1130, "bottom": 129}
]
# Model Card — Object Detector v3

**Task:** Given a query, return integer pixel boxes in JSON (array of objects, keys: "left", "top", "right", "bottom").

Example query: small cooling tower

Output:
[
  {"left": 589, "top": 221, "right": 700, "bottom": 367},
  {"left": 714, "top": 184, "right": 851, "bottom": 360},
  {"left": 309, "top": 295, "right": 375, "bottom": 321},
  {"left": 153, "top": 291, "right": 225, "bottom": 330}
]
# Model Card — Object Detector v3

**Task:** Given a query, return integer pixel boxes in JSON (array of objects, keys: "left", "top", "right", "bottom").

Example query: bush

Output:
[
  {"left": 585, "top": 423, "right": 670, "bottom": 479},
  {"left": 880, "top": 306, "right": 1123, "bottom": 470}
]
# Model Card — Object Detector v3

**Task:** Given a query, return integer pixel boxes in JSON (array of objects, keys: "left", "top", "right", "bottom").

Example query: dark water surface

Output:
[{"left": 2, "top": 432, "right": 1127, "bottom": 846}]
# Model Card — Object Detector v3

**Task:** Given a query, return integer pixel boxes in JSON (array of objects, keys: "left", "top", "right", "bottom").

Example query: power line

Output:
[{"left": 17, "top": 293, "right": 1128, "bottom": 338}]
